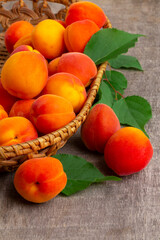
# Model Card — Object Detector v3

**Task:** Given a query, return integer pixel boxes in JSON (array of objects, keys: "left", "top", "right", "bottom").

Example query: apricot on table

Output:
[
  {"left": 64, "top": 19, "right": 99, "bottom": 53},
  {"left": 49, "top": 52, "right": 97, "bottom": 87},
  {"left": 42, "top": 72, "right": 87, "bottom": 113},
  {"left": 9, "top": 99, "right": 35, "bottom": 120},
  {"left": 1, "top": 51, "right": 48, "bottom": 99},
  {"left": 5, "top": 21, "right": 34, "bottom": 53},
  {"left": 81, "top": 104, "right": 121, "bottom": 153},
  {"left": 0, "top": 105, "right": 8, "bottom": 120},
  {"left": 31, "top": 19, "right": 66, "bottom": 59},
  {"left": 0, "top": 116, "right": 38, "bottom": 146},
  {"left": 14, "top": 157, "right": 67, "bottom": 203},
  {"left": 30, "top": 94, "right": 76, "bottom": 134},
  {"left": 0, "top": 80, "right": 17, "bottom": 113},
  {"left": 65, "top": 1, "right": 107, "bottom": 28},
  {"left": 104, "top": 127, "right": 153, "bottom": 176}
]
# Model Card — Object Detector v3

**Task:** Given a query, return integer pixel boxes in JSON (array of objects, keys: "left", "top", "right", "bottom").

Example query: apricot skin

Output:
[
  {"left": 30, "top": 94, "right": 76, "bottom": 134},
  {"left": 1, "top": 51, "right": 48, "bottom": 99},
  {"left": 31, "top": 19, "right": 66, "bottom": 59},
  {"left": 104, "top": 127, "right": 153, "bottom": 176},
  {"left": 42, "top": 72, "right": 87, "bottom": 113},
  {"left": 65, "top": 1, "right": 106, "bottom": 28},
  {"left": 0, "top": 116, "right": 38, "bottom": 146},
  {"left": 81, "top": 104, "right": 121, "bottom": 153},
  {"left": 0, "top": 105, "right": 8, "bottom": 120},
  {"left": 5, "top": 21, "right": 34, "bottom": 53},
  {"left": 14, "top": 157, "right": 67, "bottom": 203},
  {"left": 64, "top": 19, "right": 99, "bottom": 53}
]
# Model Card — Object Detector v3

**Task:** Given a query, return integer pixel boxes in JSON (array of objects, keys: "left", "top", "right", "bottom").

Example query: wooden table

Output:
[{"left": 0, "top": 0, "right": 159, "bottom": 239}]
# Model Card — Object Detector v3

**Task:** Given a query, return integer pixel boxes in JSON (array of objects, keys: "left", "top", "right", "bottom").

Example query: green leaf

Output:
[
  {"left": 109, "top": 55, "right": 143, "bottom": 71},
  {"left": 54, "top": 154, "right": 121, "bottom": 196},
  {"left": 84, "top": 28, "right": 143, "bottom": 65},
  {"left": 112, "top": 95, "right": 152, "bottom": 136},
  {"left": 104, "top": 70, "right": 128, "bottom": 100},
  {"left": 93, "top": 79, "right": 113, "bottom": 107}
]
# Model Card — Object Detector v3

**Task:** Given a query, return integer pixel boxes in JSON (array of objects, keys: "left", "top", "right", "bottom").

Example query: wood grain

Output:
[{"left": 0, "top": 0, "right": 159, "bottom": 239}]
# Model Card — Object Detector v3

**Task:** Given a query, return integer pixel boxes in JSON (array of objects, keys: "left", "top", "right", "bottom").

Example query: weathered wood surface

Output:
[{"left": 0, "top": 0, "right": 159, "bottom": 239}]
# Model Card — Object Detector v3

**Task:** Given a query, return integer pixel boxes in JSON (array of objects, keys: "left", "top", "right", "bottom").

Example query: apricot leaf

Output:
[
  {"left": 84, "top": 28, "right": 143, "bottom": 65},
  {"left": 54, "top": 154, "right": 120, "bottom": 196},
  {"left": 112, "top": 95, "right": 152, "bottom": 136},
  {"left": 109, "top": 54, "right": 143, "bottom": 71}
]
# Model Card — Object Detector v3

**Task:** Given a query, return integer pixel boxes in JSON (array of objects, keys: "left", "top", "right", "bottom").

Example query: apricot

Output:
[
  {"left": 5, "top": 21, "right": 34, "bottom": 53},
  {"left": 104, "top": 127, "right": 153, "bottom": 176},
  {"left": 0, "top": 105, "right": 8, "bottom": 120},
  {"left": 64, "top": 19, "right": 99, "bottom": 52},
  {"left": 51, "top": 52, "right": 97, "bottom": 87},
  {"left": 9, "top": 99, "right": 35, "bottom": 120},
  {"left": 0, "top": 116, "right": 38, "bottom": 146},
  {"left": 65, "top": 1, "right": 106, "bottom": 28},
  {"left": 31, "top": 19, "right": 66, "bottom": 59},
  {"left": 14, "top": 157, "right": 67, "bottom": 203},
  {"left": 42, "top": 72, "right": 87, "bottom": 114},
  {"left": 48, "top": 57, "right": 60, "bottom": 76},
  {"left": 0, "top": 80, "right": 17, "bottom": 113},
  {"left": 11, "top": 45, "right": 40, "bottom": 55},
  {"left": 30, "top": 94, "right": 76, "bottom": 134},
  {"left": 13, "top": 33, "right": 33, "bottom": 50},
  {"left": 1, "top": 51, "right": 48, "bottom": 99},
  {"left": 81, "top": 104, "right": 121, "bottom": 153}
]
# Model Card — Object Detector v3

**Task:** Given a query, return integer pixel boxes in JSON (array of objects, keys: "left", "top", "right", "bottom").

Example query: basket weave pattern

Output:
[{"left": 0, "top": 0, "right": 112, "bottom": 172}]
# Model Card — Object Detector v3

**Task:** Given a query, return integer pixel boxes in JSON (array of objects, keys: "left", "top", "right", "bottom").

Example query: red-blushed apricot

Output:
[
  {"left": 0, "top": 105, "right": 8, "bottom": 120},
  {"left": 30, "top": 94, "right": 76, "bottom": 134},
  {"left": 42, "top": 72, "right": 87, "bottom": 113},
  {"left": 0, "top": 116, "right": 38, "bottom": 146},
  {"left": 81, "top": 104, "right": 121, "bottom": 153},
  {"left": 48, "top": 57, "right": 60, "bottom": 76},
  {"left": 13, "top": 33, "right": 33, "bottom": 50},
  {"left": 64, "top": 19, "right": 99, "bottom": 52},
  {"left": 31, "top": 19, "right": 66, "bottom": 59},
  {"left": 0, "top": 80, "right": 18, "bottom": 113},
  {"left": 56, "top": 52, "right": 97, "bottom": 87},
  {"left": 9, "top": 99, "right": 35, "bottom": 120},
  {"left": 1, "top": 51, "right": 48, "bottom": 99},
  {"left": 14, "top": 157, "right": 67, "bottom": 203},
  {"left": 65, "top": 1, "right": 106, "bottom": 28},
  {"left": 5, "top": 21, "right": 34, "bottom": 53},
  {"left": 104, "top": 127, "right": 153, "bottom": 176},
  {"left": 56, "top": 20, "right": 67, "bottom": 28},
  {"left": 11, "top": 45, "right": 40, "bottom": 56}
]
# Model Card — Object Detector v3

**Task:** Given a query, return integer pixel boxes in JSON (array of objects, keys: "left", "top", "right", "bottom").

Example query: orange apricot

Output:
[
  {"left": 65, "top": 1, "right": 106, "bottom": 28},
  {"left": 13, "top": 33, "right": 33, "bottom": 50},
  {"left": 31, "top": 19, "right": 66, "bottom": 59},
  {"left": 42, "top": 72, "right": 87, "bottom": 113},
  {"left": 64, "top": 19, "right": 99, "bottom": 52},
  {"left": 48, "top": 57, "right": 60, "bottom": 76},
  {"left": 14, "top": 157, "right": 67, "bottom": 203},
  {"left": 81, "top": 104, "right": 121, "bottom": 153},
  {"left": 5, "top": 21, "right": 34, "bottom": 53},
  {"left": 0, "top": 116, "right": 38, "bottom": 146},
  {"left": 104, "top": 127, "right": 153, "bottom": 176},
  {"left": 0, "top": 105, "right": 8, "bottom": 120},
  {"left": 1, "top": 51, "right": 48, "bottom": 99},
  {"left": 30, "top": 94, "right": 76, "bottom": 134}
]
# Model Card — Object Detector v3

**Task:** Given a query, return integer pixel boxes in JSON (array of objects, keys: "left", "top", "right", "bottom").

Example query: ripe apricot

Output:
[
  {"left": 81, "top": 104, "right": 121, "bottom": 153},
  {"left": 1, "top": 51, "right": 48, "bottom": 99},
  {"left": 104, "top": 127, "right": 153, "bottom": 176},
  {"left": 0, "top": 116, "right": 38, "bottom": 146},
  {"left": 13, "top": 33, "right": 33, "bottom": 50},
  {"left": 48, "top": 57, "right": 60, "bottom": 76},
  {"left": 5, "top": 21, "right": 34, "bottom": 53},
  {"left": 9, "top": 99, "right": 35, "bottom": 120},
  {"left": 64, "top": 19, "right": 99, "bottom": 52},
  {"left": 0, "top": 80, "right": 17, "bottom": 113},
  {"left": 14, "top": 157, "right": 67, "bottom": 203},
  {"left": 55, "top": 52, "right": 97, "bottom": 87},
  {"left": 0, "top": 105, "right": 8, "bottom": 120},
  {"left": 42, "top": 73, "right": 87, "bottom": 114},
  {"left": 65, "top": 1, "right": 106, "bottom": 28},
  {"left": 30, "top": 94, "right": 76, "bottom": 134},
  {"left": 31, "top": 19, "right": 66, "bottom": 59}
]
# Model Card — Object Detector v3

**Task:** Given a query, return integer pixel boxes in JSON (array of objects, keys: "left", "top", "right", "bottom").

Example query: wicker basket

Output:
[{"left": 0, "top": 0, "right": 112, "bottom": 172}]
